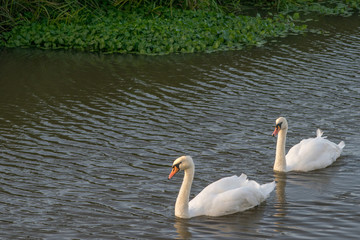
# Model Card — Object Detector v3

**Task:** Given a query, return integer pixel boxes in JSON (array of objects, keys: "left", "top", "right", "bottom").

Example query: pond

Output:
[{"left": 0, "top": 15, "right": 359, "bottom": 239}]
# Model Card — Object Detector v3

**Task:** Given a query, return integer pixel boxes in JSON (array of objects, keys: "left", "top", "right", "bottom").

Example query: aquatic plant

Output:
[{"left": 0, "top": 8, "right": 307, "bottom": 54}]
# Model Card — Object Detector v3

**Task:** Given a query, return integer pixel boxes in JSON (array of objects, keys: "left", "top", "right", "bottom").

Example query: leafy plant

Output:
[{"left": 1, "top": 7, "right": 308, "bottom": 54}]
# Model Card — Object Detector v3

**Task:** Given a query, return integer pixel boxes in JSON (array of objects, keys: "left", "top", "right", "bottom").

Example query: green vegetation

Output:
[
  {"left": 0, "top": 0, "right": 359, "bottom": 55},
  {"left": 0, "top": 8, "right": 307, "bottom": 54}
]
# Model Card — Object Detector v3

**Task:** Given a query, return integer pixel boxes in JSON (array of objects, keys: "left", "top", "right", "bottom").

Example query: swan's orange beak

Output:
[
  {"left": 168, "top": 165, "right": 180, "bottom": 180},
  {"left": 272, "top": 126, "right": 280, "bottom": 137}
]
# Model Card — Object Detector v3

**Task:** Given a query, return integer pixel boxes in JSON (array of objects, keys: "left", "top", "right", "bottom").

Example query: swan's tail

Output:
[
  {"left": 338, "top": 141, "right": 345, "bottom": 150},
  {"left": 260, "top": 181, "right": 276, "bottom": 198},
  {"left": 316, "top": 129, "right": 325, "bottom": 138}
]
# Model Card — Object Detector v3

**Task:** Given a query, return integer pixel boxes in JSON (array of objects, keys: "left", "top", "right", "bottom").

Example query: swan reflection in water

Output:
[
  {"left": 173, "top": 201, "right": 268, "bottom": 239},
  {"left": 273, "top": 172, "right": 287, "bottom": 218},
  {"left": 174, "top": 218, "right": 191, "bottom": 240},
  {"left": 272, "top": 166, "right": 339, "bottom": 234}
]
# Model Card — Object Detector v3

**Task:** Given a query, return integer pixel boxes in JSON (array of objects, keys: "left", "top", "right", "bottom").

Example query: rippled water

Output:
[{"left": 0, "top": 15, "right": 359, "bottom": 239}]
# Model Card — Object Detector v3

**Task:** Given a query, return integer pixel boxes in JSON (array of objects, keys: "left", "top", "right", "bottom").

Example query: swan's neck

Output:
[
  {"left": 274, "top": 129, "right": 287, "bottom": 172},
  {"left": 175, "top": 167, "right": 194, "bottom": 218}
]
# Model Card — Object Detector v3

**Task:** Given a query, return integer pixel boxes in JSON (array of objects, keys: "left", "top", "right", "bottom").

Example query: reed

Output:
[
  {"left": 0, "top": 0, "right": 224, "bottom": 34},
  {"left": 112, "top": 0, "right": 219, "bottom": 10},
  {"left": 0, "top": 0, "right": 103, "bottom": 32}
]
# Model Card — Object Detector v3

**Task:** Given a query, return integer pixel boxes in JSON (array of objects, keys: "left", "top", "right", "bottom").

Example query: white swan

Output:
[
  {"left": 272, "top": 117, "right": 345, "bottom": 172},
  {"left": 168, "top": 156, "right": 275, "bottom": 219}
]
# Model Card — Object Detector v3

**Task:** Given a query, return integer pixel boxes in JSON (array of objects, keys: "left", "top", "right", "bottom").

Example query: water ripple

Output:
[{"left": 0, "top": 17, "right": 360, "bottom": 239}]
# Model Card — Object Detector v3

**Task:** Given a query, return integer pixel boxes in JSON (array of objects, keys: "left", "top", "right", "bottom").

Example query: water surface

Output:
[{"left": 0, "top": 15, "right": 359, "bottom": 239}]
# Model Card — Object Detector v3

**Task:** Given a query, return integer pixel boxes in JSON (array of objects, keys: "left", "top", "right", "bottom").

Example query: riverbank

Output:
[{"left": 0, "top": 1, "right": 359, "bottom": 55}]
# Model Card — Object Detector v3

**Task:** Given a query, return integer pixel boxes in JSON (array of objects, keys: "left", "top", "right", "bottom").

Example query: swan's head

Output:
[
  {"left": 272, "top": 117, "right": 288, "bottom": 137},
  {"left": 168, "top": 156, "right": 194, "bottom": 180}
]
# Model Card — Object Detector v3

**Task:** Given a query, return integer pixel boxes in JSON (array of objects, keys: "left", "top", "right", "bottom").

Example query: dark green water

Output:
[{"left": 0, "top": 15, "right": 359, "bottom": 239}]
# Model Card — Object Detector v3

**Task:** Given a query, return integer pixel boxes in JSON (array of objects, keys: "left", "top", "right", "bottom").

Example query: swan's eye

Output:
[
  {"left": 173, "top": 162, "right": 181, "bottom": 170},
  {"left": 275, "top": 122, "right": 283, "bottom": 129}
]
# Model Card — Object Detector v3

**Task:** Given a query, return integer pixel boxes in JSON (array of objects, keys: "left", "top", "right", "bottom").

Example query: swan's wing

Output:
[
  {"left": 189, "top": 175, "right": 275, "bottom": 217},
  {"left": 207, "top": 186, "right": 263, "bottom": 216},
  {"left": 192, "top": 174, "right": 248, "bottom": 199},
  {"left": 189, "top": 174, "right": 247, "bottom": 215},
  {"left": 212, "top": 180, "right": 276, "bottom": 216},
  {"left": 286, "top": 132, "right": 343, "bottom": 171}
]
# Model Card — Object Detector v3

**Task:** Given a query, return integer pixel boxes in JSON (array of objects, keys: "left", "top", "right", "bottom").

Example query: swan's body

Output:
[
  {"left": 272, "top": 117, "right": 345, "bottom": 172},
  {"left": 168, "top": 156, "right": 275, "bottom": 219}
]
